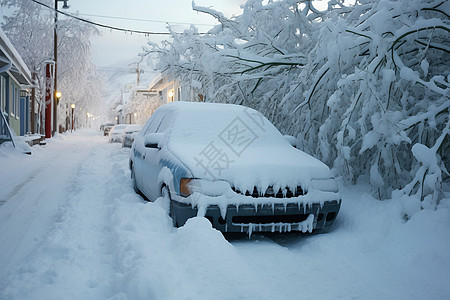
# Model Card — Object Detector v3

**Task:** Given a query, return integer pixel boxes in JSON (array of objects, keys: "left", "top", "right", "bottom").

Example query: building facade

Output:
[{"left": 0, "top": 29, "right": 32, "bottom": 136}]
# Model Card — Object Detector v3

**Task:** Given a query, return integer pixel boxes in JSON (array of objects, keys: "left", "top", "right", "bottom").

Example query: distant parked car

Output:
[
  {"left": 108, "top": 124, "right": 128, "bottom": 143},
  {"left": 100, "top": 122, "right": 114, "bottom": 131},
  {"left": 130, "top": 101, "right": 341, "bottom": 234},
  {"left": 103, "top": 124, "right": 114, "bottom": 136},
  {"left": 122, "top": 124, "right": 142, "bottom": 148}
]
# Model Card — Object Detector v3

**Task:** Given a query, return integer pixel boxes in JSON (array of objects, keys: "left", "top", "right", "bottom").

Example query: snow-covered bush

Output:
[{"left": 145, "top": 0, "right": 449, "bottom": 216}]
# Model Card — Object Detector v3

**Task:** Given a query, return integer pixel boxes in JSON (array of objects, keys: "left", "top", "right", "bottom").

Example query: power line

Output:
[
  {"left": 96, "top": 67, "right": 135, "bottom": 72},
  {"left": 77, "top": 13, "right": 215, "bottom": 27},
  {"left": 96, "top": 66, "right": 151, "bottom": 73},
  {"left": 30, "top": 0, "right": 210, "bottom": 35}
]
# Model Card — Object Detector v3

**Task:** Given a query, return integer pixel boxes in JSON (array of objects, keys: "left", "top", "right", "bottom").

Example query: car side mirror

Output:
[
  {"left": 283, "top": 135, "right": 297, "bottom": 148},
  {"left": 144, "top": 133, "right": 164, "bottom": 149}
]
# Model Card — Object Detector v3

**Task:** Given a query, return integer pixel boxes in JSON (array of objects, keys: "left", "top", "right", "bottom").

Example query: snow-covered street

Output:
[{"left": 1, "top": 129, "right": 449, "bottom": 300}]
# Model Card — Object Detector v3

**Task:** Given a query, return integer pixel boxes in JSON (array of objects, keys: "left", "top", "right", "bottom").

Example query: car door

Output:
[
  {"left": 133, "top": 112, "right": 162, "bottom": 193},
  {"left": 139, "top": 112, "right": 167, "bottom": 199}
]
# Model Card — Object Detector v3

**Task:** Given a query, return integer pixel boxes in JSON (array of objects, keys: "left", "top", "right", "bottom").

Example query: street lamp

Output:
[
  {"left": 55, "top": 91, "right": 61, "bottom": 104},
  {"left": 71, "top": 103, "right": 75, "bottom": 132},
  {"left": 53, "top": 0, "right": 69, "bottom": 136}
]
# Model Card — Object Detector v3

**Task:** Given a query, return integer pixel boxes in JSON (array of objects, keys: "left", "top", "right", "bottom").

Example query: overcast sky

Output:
[{"left": 64, "top": 0, "right": 247, "bottom": 68}]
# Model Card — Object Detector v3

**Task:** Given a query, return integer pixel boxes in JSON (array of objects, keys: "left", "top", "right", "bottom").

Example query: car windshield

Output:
[{"left": 168, "top": 103, "right": 284, "bottom": 147}]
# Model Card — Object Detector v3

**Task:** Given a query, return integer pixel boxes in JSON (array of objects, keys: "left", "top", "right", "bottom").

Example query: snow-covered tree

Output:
[
  {"left": 1, "top": 0, "right": 104, "bottom": 130},
  {"left": 145, "top": 0, "right": 449, "bottom": 216}
]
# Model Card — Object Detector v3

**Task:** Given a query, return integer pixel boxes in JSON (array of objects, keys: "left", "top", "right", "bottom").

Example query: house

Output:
[
  {"left": 149, "top": 74, "right": 207, "bottom": 103},
  {"left": 0, "top": 28, "right": 32, "bottom": 137},
  {"left": 124, "top": 88, "right": 157, "bottom": 124},
  {"left": 113, "top": 104, "right": 124, "bottom": 124},
  {"left": 148, "top": 74, "right": 186, "bottom": 103},
  {"left": 122, "top": 74, "right": 205, "bottom": 125}
]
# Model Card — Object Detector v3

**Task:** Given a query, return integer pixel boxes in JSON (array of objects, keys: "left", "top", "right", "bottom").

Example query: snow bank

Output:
[{"left": 1, "top": 129, "right": 449, "bottom": 300}]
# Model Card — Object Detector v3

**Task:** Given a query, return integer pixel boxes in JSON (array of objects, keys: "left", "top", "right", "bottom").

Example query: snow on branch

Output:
[{"left": 147, "top": 0, "right": 450, "bottom": 217}]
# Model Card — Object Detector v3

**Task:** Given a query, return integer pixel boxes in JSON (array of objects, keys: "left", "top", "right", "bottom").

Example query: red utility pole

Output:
[{"left": 44, "top": 62, "right": 54, "bottom": 139}]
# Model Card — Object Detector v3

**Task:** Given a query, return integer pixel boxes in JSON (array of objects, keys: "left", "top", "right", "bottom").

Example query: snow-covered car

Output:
[
  {"left": 103, "top": 124, "right": 114, "bottom": 136},
  {"left": 108, "top": 124, "right": 128, "bottom": 143},
  {"left": 130, "top": 102, "right": 341, "bottom": 234},
  {"left": 122, "top": 124, "right": 142, "bottom": 148},
  {"left": 100, "top": 122, "right": 114, "bottom": 131}
]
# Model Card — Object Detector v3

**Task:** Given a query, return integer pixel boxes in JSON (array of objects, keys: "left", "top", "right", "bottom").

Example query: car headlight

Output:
[
  {"left": 179, "top": 178, "right": 229, "bottom": 197},
  {"left": 310, "top": 178, "right": 339, "bottom": 193},
  {"left": 180, "top": 178, "right": 192, "bottom": 197}
]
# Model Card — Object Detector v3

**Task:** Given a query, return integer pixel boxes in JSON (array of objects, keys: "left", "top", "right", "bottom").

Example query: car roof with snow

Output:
[{"left": 156, "top": 101, "right": 283, "bottom": 143}]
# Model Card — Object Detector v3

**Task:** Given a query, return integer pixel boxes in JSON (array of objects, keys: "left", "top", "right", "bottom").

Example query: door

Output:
[
  {"left": 140, "top": 112, "right": 173, "bottom": 199},
  {"left": 20, "top": 95, "right": 26, "bottom": 136},
  {"left": 133, "top": 111, "right": 164, "bottom": 198}
]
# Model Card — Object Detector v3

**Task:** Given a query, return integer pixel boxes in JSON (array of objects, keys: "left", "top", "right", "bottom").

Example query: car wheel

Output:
[{"left": 161, "top": 186, "right": 178, "bottom": 227}]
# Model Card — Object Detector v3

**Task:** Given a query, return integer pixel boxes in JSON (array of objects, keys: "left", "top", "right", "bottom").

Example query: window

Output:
[
  {"left": 156, "top": 113, "right": 172, "bottom": 133},
  {"left": 145, "top": 111, "right": 165, "bottom": 134},
  {"left": 141, "top": 111, "right": 163, "bottom": 135},
  {"left": 10, "top": 83, "right": 14, "bottom": 117},
  {"left": 0, "top": 76, "right": 6, "bottom": 113},
  {"left": 14, "top": 86, "right": 19, "bottom": 119},
  {"left": 140, "top": 114, "right": 155, "bottom": 135}
]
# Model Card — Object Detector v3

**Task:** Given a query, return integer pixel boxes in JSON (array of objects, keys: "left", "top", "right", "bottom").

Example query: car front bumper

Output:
[
  {"left": 109, "top": 135, "right": 122, "bottom": 143},
  {"left": 170, "top": 197, "right": 341, "bottom": 234}
]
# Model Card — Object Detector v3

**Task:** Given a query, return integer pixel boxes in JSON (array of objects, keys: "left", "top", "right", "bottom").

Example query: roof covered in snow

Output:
[{"left": 0, "top": 28, "right": 32, "bottom": 86}]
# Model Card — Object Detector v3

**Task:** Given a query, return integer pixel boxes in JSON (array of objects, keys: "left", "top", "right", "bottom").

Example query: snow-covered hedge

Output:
[{"left": 146, "top": 0, "right": 449, "bottom": 217}]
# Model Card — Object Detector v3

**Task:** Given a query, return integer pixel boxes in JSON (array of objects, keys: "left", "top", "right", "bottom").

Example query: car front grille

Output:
[{"left": 231, "top": 186, "right": 306, "bottom": 198}]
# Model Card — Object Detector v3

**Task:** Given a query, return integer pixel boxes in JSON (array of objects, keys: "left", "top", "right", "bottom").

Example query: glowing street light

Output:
[{"left": 55, "top": 91, "right": 61, "bottom": 108}]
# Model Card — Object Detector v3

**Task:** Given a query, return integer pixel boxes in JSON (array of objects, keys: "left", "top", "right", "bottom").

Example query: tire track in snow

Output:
[
  {"left": 0, "top": 134, "right": 121, "bottom": 299},
  {"left": 0, "top": 138, "right": 99, "bottom": 275},
  {"left": 0, "top": 166, "right": 41, "bottom": 206}
]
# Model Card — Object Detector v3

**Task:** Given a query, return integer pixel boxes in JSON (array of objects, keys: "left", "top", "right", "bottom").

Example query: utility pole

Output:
[
  {"left": 53, "top": 0, "right": 58, "bottom": 136},
  {"left": 136, "top": 63, "right": 140, "bottom": 86},
  {"left": 53, "top": 0, "right": 69, "bottom": 136},
  {"left": 129, "top": 63, "right": 143, "bottom": 86}
]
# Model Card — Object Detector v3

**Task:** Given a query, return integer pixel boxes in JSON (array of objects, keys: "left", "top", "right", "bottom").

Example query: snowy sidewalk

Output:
[{"left": 0, "top": 129, "right": 449, "bottom": 300}]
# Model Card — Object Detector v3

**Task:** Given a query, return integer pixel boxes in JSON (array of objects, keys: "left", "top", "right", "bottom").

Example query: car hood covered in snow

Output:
[
  {"left": 159, "top": 102, "right": 333, "bottom": 193},
  {"left": 173, "top": 142, "right": 333, "bottom": 194}
]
